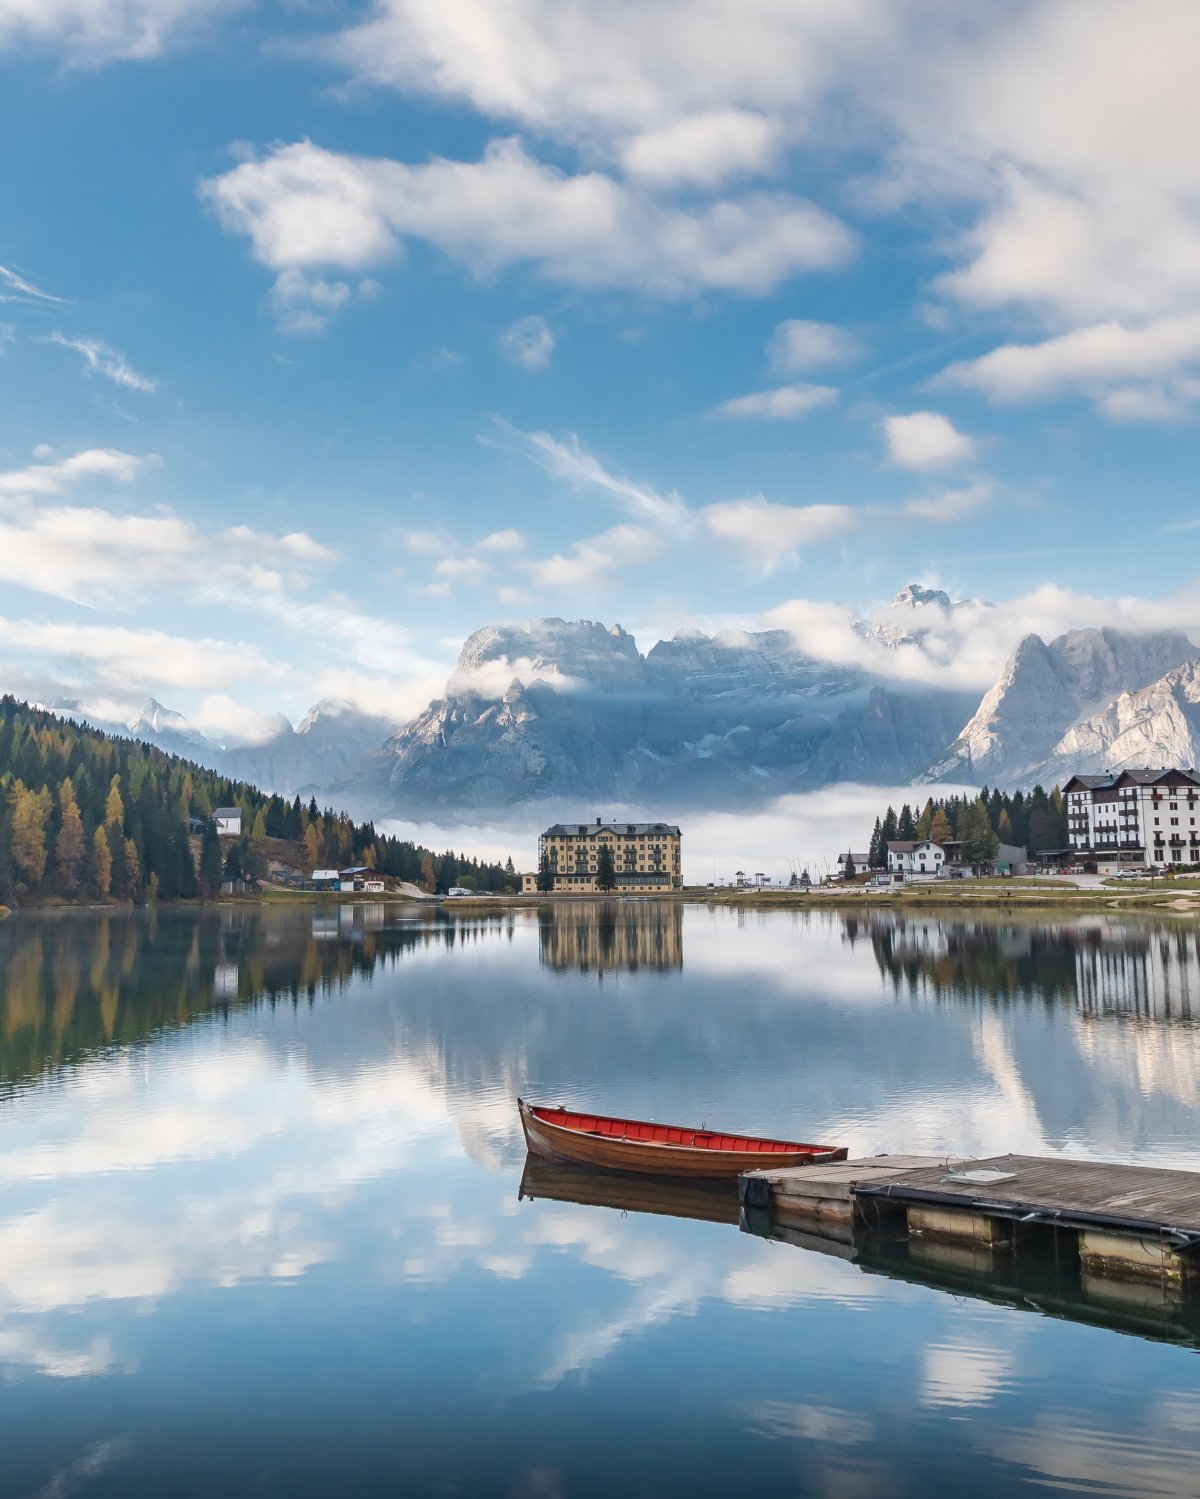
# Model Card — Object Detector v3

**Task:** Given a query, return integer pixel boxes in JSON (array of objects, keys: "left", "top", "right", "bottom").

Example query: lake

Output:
[{"left": 1, "top": 900, "right": 1198, "bottom": 1497}]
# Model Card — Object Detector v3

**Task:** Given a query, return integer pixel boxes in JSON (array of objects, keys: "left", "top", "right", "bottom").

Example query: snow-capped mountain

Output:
[
  {"left": 924, "top": 626, "right": 1197, "bottom": 785},
  {"left": 335, "top": 610, "right": 976, "bottom": 814}
]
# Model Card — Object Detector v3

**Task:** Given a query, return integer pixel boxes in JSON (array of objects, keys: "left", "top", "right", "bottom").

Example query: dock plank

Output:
[{"left": 853, "top": 1155, "right": 1200, "bottom": 1239}]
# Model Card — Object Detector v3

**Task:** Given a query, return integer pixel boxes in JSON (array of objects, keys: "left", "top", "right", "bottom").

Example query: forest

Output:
[
  {"left": 863, "top": 785, "right": 1069, "bottom": 870},
  {"left": 0, "top": 697, "right": 519, "bottom": 905}
]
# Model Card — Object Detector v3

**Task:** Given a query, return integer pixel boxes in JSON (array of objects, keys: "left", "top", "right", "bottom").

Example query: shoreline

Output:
[{"left": 6, "top": 875, "right": 1200, "bottom": 919}]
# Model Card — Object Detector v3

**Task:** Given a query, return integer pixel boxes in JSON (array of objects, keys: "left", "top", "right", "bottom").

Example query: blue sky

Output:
[{"left": 3, "top": 1, "right": 1200, "bottom": 740}]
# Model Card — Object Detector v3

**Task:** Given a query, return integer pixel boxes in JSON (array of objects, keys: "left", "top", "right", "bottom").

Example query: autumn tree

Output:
[
  {"left": 10, "top": 782, "right": 49, "bottom": 888},
  {"left": 55, "top": 778, "right": 87, "bottom": 893},
  {"left": 92, "top": 825, "right": 113, "bottom": 899},
  {"left": 929, "top": 807, "right": 953, "bottom": 846}
]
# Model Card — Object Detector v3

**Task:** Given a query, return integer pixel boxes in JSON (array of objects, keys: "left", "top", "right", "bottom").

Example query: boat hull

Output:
[{"left": 518, "top": 1099, "right": 846, "bottom": 1178}]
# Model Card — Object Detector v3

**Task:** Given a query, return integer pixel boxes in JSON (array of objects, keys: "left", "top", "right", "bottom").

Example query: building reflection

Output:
[
  {"left": 537, "top": 899, "right": 684, "bottom": 975},
  {"left": 860, "top": 912, "right": 1200, "bottom": 1021}
]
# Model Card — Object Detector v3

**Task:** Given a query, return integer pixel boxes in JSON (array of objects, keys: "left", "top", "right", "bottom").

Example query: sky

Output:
[{"left": 4, "top": 1, "right": 1200, "bottom": 743}]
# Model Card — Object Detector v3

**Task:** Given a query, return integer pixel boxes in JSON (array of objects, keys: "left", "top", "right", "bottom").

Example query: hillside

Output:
[{"left": 0, "top": 697, "right": 517, "bottom": 906}]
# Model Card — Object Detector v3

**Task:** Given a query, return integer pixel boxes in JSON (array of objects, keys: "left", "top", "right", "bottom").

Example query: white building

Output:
[
  {"left": 213, "top": 806, "right": 242, "bottom": 837},
  {"left": 836, "top": 850, "right": 870, "bottom": 877},
  {"left": 887, "top": 839, "right": 947, "bottom": 877},
  {"left": 1064, "top": 768, "right": 1200, "bottom": 870}
]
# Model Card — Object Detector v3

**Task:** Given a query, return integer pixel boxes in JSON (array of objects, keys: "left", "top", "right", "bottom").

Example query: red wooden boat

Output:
[{"left": 518, "top": 1098, "right": 846, "bottom": 1178}]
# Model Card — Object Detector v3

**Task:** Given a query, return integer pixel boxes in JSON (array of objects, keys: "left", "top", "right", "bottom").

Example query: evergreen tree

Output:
[
  {"left": 867, "top": 816, "right": 883, "bottom": 869},
  {"left": 199, "top": 821, "right": 223, "bottom": 894},
  {"left": 917, "top": 798, "right": 934, "bottom": 839},
  {"left": 537, "top": 851, "right": 554, "bottom": 893},
  {"left": 961, "top": 800, "right": 999, "bottom": 868},
  {"left": 842, "top": 853, "right": 857, "bottom": 880},
  {"left": 896, "top": 803, "right": 917, "bottom": 840},
  {"left": 596, "top": 845, "right": 617, "bottom": 891}
]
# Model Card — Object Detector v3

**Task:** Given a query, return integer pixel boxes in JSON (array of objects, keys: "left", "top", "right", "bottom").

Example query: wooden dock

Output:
[{"left": 740, "top": 1153, "right": 1200, "bottom": 1288}]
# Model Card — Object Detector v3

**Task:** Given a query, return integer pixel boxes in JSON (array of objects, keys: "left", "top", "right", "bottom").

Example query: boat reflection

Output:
[
  {"left": 519, "top": 1154, "right": 1200, "bottom": 1351},
  {"left": 518, "top": 1154, "right": 740, "bottom": 1225}
]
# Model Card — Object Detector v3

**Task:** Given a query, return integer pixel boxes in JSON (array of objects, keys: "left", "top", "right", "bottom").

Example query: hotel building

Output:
[
  {"left": 1064, "top": 767, "right": 1200, "bottom": 870},
  {"left": 527, "top": 818, "right": 683, "bottom": 893}
]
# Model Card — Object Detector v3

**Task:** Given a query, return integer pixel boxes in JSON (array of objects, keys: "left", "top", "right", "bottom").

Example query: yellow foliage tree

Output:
[
  {"left": 10, "top": 781, "right": 49, "bottom": 887},
  {"left": 92, "top": 825, "right": 113, "bottom": 899},
  {"left": 105, "top": 774, "right": 125, "bottom": 828},
  {"left": 56, "top": 778, "right": 87, "bottom": 893}
]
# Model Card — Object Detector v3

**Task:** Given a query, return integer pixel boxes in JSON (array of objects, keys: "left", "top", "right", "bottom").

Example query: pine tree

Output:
[
  {"left": 596, "top": 845, "right": 617, "bottom": 891},
  {"left": 843, "top": 853, "right": 857, "bottom": 880},
  {"left": 251, "top": 807, "right": 268, "bottom": 842},
  {"left": 199, "top": 820, "right": 222, "bottom": 894},
  {"left": 123, "top": 838, "right": 142, "bottom": 902},
  {"left": 917, "top": 798, "right": 934, "bottom": 839},
  {"left": 897, "top": 803, "right": 917, "bottom": 840},
  {"left": 867, "top": 816, "right": 883, "bottom": 869},
  {"left": 537, "top": 851, "right": 554, "bottom": 893}
]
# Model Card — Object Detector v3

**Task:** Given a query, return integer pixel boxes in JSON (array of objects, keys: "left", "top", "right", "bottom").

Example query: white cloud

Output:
[
  {"left": 497, "top": 421, "right": 690, "bottom": 531},
  {"left": 0, "top": 617, "right": 281, "bottom": 693},
  {"left": 701, "top": 497, "right": 856, "bottom": 565},
  {"left": 711, "top": 382, "right": 837, "bottom": 421},
  {"left": 0, "top": 0, "right": 245, "bottom": 63},
  {"left": 883, "top": 411, "right": 975, "bottom": 471},
  {"left": 621, "top": 110, "right": 778, "bottom": 188},
  {"left": 479, "top": 528, "right": 525, "bottom": 553},
  {"left": 943, "top": 315, "right": 1200, "bottom": 408},
  {"left": 317, "top": 2, "right": 1200, "bottom": 423},
  {"left": 902, "top": 481, "right": 990, "bottom": 523},
  {"left": 47, "top": 331, "right": 157, "bottom": 392},
  {"left": 500, "top": 313, "right": 554, "bottom": 369},
  {"left": 0, "top": 447, "right": 147, "bottom": 496},
  {"left": 0, "top": 261, "right": 63, "bottom": 304},
  {"left": 525, "top": 523, "right": 659, "bottom": 591},
  {"left": 768, "top": 319, "right": 861, "bottom": 372},
  {"left": 201, "top": 138, "right": 853, "bottom": 310},
  {"left": 767, "top": 579, "right": 1200, "bottom": 693},
  {"left": 435, "top": 556, "right": 490, "bottom": 579}
]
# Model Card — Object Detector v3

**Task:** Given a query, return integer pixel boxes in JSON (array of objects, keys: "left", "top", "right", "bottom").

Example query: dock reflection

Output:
[{"left": 518, "top": 1154, "right": 1200, "bottom": 1352}]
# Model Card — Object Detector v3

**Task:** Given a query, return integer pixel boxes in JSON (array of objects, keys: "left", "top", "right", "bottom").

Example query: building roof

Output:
[
  {"left": 887, "top": 840, "right": 916, "bottom": 853},
  {"left": 837, "top": 851, "right": 870, "bottom": 864},
  {"left": 542, "top": 821, "right": 681, "bottom": 837},
  {"left": 339, "top": 866, "right": 370, "bottom": 875},
  {"left": 213, "top": 806, "right": 241, "bottom": 818},
  {"left": 1063, "top": 767, "right": 1200, "bottom": 793}
]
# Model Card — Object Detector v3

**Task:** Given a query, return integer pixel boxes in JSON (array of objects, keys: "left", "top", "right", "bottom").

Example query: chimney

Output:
[{"left": 596, "top": 816, "right": 601, "bottom": 825}]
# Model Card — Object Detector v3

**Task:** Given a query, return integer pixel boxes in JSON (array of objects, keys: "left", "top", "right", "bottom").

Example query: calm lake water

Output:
[{"left": 1, "top": 901, "right": 1199, "bottom": 1497}]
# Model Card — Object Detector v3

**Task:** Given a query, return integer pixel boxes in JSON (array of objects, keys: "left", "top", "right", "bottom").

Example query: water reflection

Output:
[
  {"left": 0, "top": 903, "right": 1199, "bottom": 1497},
  {"left": 538, "top": 899, "right": 683, "bottom": 974},
  {"left": 861, "top": 911, "right": 1200, "bottom": 1019}
]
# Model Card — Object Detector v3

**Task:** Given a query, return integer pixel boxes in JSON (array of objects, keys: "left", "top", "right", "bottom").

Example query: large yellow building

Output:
[{"left": 524, "top": 818, "right": 683, "bottom": 893}]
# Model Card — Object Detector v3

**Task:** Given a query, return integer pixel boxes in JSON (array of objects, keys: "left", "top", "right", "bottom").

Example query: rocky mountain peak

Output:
[{"left": 892, "top": 583, "right": 952, "bottom": 609}]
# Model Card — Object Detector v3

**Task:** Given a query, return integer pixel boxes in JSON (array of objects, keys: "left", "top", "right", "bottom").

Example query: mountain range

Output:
[{"left": 40, "top": 588, "right": 1200, "bottom": 815}]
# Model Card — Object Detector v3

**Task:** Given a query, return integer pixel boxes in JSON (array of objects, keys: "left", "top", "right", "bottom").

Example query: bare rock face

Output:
[
  {"left": 334, "top": 614, "right": 976, "bottom": 815},
  {"left": 1039, "top": 660, "right": 1200, "bottom": 781},
  {"left": 925, "top": 627, "right": 1197, "bottom": 785}
]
